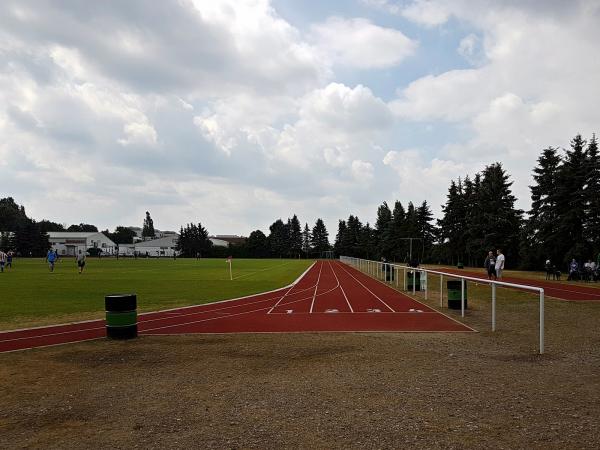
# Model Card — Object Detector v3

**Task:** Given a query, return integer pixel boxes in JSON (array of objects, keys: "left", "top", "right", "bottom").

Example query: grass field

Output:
[{"left": 0, "top": 257, "right": 313, "bottom": 330}]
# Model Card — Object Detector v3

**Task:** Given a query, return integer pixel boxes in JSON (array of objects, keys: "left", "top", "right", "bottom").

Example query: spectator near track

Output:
[
  {"left": 484, "top": 251, "right": 497, "bottom": 280},
  {"left": 6, "top": 251, "right": 13, "bottom": 269},
  {"left": 47, "top": 249, "right": 57, "bottom": 272},
  {"left": 568, "top": 259, "right": 579, "bottom": 281},
  {"left": 495, "top": 249, "right": 505, "bottom": 279},
  {"left": 0, "top": 250, "right": 6, "bottom": 273}
]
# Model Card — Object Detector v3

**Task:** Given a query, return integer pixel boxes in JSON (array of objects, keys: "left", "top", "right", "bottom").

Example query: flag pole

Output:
[{"left": 228, "top": 257, "right": 233, "bottom": 280}]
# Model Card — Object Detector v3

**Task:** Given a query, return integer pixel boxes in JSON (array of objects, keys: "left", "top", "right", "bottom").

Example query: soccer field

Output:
[{"left": 0, "top": 258, "right": 313, "bottom": 330}]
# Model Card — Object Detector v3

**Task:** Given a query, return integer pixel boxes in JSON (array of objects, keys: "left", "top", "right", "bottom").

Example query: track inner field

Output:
[{"left": 0, "top": 261, "right": 473, "bottom": 353}]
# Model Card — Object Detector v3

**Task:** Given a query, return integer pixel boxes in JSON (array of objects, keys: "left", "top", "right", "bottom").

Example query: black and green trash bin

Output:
[
  {"left": 447, "top": 280, "right": 467, "bottom": 310},
  {"left": 105, "top": 294, "right": 138, "bottom": 339},
  {"left": 457, "top": 261, "right": 464, "bottom": 269},
  {"left": 407, "top": 270, "right": 421, "bottom": 291}
]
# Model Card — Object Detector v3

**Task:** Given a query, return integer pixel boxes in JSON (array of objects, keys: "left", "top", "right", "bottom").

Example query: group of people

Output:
[
  {"left": 483, "top": 249, "right": 505, "bottom": 280},
  {"left": 46, "top": 249, "right": 87, "bottom": 274},
  {"left": 566, "top": 258, "right": 599, "bottom": 281},
  {"left": 0, "top": 250, "right": 14, "bottom": 273}
]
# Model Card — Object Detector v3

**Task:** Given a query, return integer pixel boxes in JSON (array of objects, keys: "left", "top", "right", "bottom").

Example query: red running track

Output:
[
  {"left": 0, "top": 261, "right": 474, "bottom": 353},
  {"left": 436, "top": 267, "right": 600, "bottom": 302}
]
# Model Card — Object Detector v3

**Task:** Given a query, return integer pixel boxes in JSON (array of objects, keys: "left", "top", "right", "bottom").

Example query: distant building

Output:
[
  {"left": 48, "top": 232, "right": 116, "bottom": 256},
  {"left": 211, "top": 235, "right": 247, "bottom": 246},
  {"left": 120, "top": 234, "right": 179, "bottom": 257},
  {"left": 127, "top": 226, "right": 178, "bottom": 242}
]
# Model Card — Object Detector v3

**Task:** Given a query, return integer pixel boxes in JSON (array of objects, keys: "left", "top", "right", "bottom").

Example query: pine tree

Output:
[
  {"left": 312, "top": 218, "right": 330, "bottom": 254},
  {"left": 346, "top": 215, "right": 363, "bottom": 257},
  {"left": 334, "top": 220, "right": 348, "bottom": 256},
  {"left": 555, "top": 135, "right": 588, "bottom": 265},
  {"left": 416, "top": 201, "right": 436, "bottom": 262},
  {"left": 477, "top": 163, "right": 523, "bottom": 267},
  {"left": 302, "top": 223, "right": 312, "bottom": 257},
  {"left": 438, "top": 179, "right": 466, "bottom": 264},
  {"left": 142, "top": 211, "right": 155, "bottom": 239},
  {"left": 288, "top": 215, "right": 302, "bottom": 258},
  {"left": 385, "top": 201, "right": 405, "bottom": 261},
  {"left": 585, "top": 134, "right": 600, "bottom": 258},
  {"left": 523, "top": 147, "right": 562, "bottom": 268},
  {"left": 375, "top": 202, "right": 393, "bottom": 258}
]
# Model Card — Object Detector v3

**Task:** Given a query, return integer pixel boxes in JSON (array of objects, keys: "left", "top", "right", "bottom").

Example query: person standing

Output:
[
  {"left": 47, "top": 249, "right": 57, "bottom": 272},
  {"left": 0, "top": 250, "right": 6, "bottom": 273},
  {"left": 6, "top": 251, "right": 13, "bottom": 269},
  {"left": 484, "top": 251, "right": 497, "bottom": 280},
  {"left": 76, "top": 250, "right": 86, "bottom": 274},
  {"left": 495, "top": 249, "right": 505, "bottom": 279}
]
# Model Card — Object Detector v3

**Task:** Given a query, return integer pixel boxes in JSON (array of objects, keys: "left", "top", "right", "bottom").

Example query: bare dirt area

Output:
[{"left": 1, "top": 290, "right": 599, "bottom": 449}]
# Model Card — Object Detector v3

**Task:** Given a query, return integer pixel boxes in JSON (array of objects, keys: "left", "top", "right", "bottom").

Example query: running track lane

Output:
[
  {"left": 0, "top": 261, "right": 473, "bottom": 353},
  {"left": 435, "top": 267, "right": 600, "bottom": 301}
]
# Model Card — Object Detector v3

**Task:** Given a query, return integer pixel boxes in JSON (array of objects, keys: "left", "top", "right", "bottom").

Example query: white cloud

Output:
[
  {"left": 310, "top": 17, "right": 417, "bottom": 69},
  {"left": 401, "top": 0, "right": 450, "bottom": 27},
  {"left": 351, "top": 160, "right": 375, "bottom": 182}
]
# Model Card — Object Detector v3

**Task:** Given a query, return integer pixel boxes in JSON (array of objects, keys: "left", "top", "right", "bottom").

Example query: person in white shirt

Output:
[{"left": 495, "top": 249, "right": 505, "bottom": 279}]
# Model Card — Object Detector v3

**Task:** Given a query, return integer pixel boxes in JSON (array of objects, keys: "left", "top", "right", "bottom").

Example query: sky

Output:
[{"left": 1, "top": 0, "right": 600, "bottom": 236}]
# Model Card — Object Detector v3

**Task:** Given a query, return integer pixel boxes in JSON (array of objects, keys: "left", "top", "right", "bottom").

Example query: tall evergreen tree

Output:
[
  {"left": 142, "top": 211, "right": 156, "bottom": 239},
  {"left": 375, "top": 202, "right": 393, "bottom": 258},
  {"left": 334, "top": 220, "right": 348, "bottom": 256},
  {"left": 312, "top": 218, "right": 330, "bottom": 254},
  {"left": 477, "top": 163, "right": 523, "bottom": 266},
  {"left": 585, "top": 134, "right": 600, "bottom": 258},
  {"left": 302, "top": 223, "right": 312, "bottom": 257},
  {"left": 555, "top": 135, "right": 588, "bottom": 264},
  {"left": 288, "top": 214, "right": 302, "bottom": 258},
  {"left": 176, "top": 222, "right": 212, "bottom": 257},
  {"left": 416, "top": 200, "right": 436, "bottom": 262},
  {"left": 523, "top": 147, "right": 562, "bottom": 268},
  {"left": 438, "top": 179, "right": 466, "bottom": 264}
]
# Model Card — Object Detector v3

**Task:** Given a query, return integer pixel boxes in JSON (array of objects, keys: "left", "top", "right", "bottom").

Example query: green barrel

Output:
[
  {"left": 447, "top": 280, "right": 467, "bottom": 310},
  {"left": 457, "top": 262, "right": 464, "bottom": 269},
  {"left": 407, "top": 271, "right": 421, "bottom": 291},
  {"left": 105, "top": 294, "right": 137, "bottom": 339}
]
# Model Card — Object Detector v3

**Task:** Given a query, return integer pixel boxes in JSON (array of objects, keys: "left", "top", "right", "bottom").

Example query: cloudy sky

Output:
[{"left": 1, "top": 0, "right": 599, "bottom": 236}]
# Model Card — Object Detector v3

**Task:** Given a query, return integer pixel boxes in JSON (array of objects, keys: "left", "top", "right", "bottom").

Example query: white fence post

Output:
[
  {"left": 492, "top": 283, "right": 496, "bottom": 332},
  {"left": 461, "top": 278, "right": 465, "bottom": 318},
  {"left": 540, "top": 290, "right": 544, "bottom": 354},
  {"left": 440, "top": 274, "right": 443, "bottom": 307}
]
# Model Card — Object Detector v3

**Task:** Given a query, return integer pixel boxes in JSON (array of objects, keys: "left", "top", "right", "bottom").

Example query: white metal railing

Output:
[{"left": 340, "top": 256, "right": 545, "bottom": 354}]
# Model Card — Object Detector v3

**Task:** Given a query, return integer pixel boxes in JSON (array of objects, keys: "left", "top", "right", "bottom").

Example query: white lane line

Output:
[
  {"left": 309, "top": 262, "right": 324, "bottom": 313},
  {"left": 335, "top": 261, "right": 396, "bottom": 312},
  {"left": 329, "top": 260, "right": 354, "bottom": 313}
]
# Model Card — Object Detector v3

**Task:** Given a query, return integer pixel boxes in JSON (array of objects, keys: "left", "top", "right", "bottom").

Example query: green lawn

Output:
[{"left": 0, "top": 258, "right": 313, "bottom": 330}]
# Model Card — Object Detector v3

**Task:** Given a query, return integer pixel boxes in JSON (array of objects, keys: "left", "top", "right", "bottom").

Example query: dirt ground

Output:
[{"left": 1, "top": 288, "right": 599, "bottom": 449}]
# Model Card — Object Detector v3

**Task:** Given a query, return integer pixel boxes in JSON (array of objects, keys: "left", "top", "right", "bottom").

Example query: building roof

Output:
[
  {"left": 47, "top": 231, "right": 116, "bottom": 245},
  {"left": 134, "top": 235, "right": 179, "bottom": 248},
  {"left": 211, "top": 235, "right": 247, "bottom": 245}
]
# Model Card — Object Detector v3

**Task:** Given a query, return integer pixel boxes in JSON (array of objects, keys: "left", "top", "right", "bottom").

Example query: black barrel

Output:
[
  {"left": 105, "top": 294, "right": 137, "bottom": 339},
  {"left": 447, "top": 281, "right": 467, "bottom": 310}
]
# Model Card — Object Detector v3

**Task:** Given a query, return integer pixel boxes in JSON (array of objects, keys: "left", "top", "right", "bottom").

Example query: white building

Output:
[
  {"left": 48, "top": 232, "right": 116, "bottom": 256},
  {"left": 210, "top": 238, "right": 229, "bottom": 247},
  {"left": 131, "top": 234, "right": 179, "bottom": 257}
]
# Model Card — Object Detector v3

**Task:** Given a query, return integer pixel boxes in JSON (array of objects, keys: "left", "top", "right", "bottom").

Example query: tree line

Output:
[{"left": 1, "top": 133, "right": 598, "bottom": 268}]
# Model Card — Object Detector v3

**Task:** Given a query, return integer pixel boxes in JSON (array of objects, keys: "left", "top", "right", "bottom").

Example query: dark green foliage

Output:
[
  {"left": 311, "top": 218, "right": 330, "bottom": 254},
  {"left": 0, "top": 198, "right": 50, "bottom": 256},
  {"left": 176, "top": 223, "right": 212, "bottom": 258},
  {"left": 142, "top": 211, "right": 155, "bottom": 238},
  {"left": 103, "top": 226, "right": 137, "bottom": 244},
  {"left": 67, "top": 223, "right": 98, "bottom": 232},
  {"left": 585, "top": 135, "right": 600, "bottom": 258},
  {"left": 268, "top": 219, "right": 288, "bottom": 258},
  {"left": 38, "top": 220, "right": 65, "bottom": 233},
  {"left": 247, "top": 230, "right": 269, "bottom": 258},
  {"left": 288, "top": 214, "right": 302, "bottom": 258},
  {"left": 302, "top": 223, "right": 311, "bottom": 256}
]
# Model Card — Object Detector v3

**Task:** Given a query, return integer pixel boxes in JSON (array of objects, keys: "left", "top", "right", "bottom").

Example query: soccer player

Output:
[
  {"left": 76, "top": 250, "right": 86, "bottom": 274},
  {"left": 47, "top": 249, "right": 57, "bottom": 272}
]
